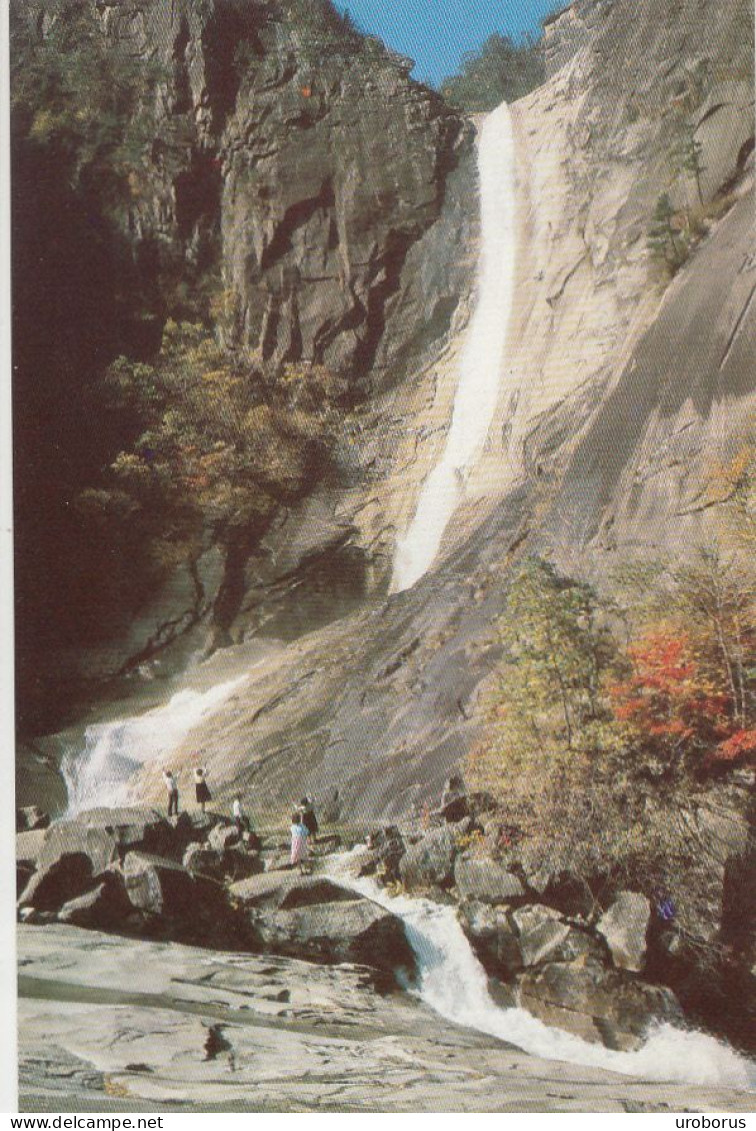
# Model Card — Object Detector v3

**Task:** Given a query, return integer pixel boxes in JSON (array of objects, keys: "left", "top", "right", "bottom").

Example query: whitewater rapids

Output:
[
  {"left": 61, "top": 675, "right": 247, "bottom": 815},
  {"left": 392, "top": 100, "right": 518, "bottom": 592},
  {"left": 331, "top": 861, "right": 755, "bottom": 1092}
]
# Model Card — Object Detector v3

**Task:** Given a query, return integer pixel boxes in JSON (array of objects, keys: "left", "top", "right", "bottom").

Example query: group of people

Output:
[
  {"left": 162, "top": 768, "right": 212, "bottom": 815},
  {"left": 162, "top": 768, "right": 320, "bottom": 872}
]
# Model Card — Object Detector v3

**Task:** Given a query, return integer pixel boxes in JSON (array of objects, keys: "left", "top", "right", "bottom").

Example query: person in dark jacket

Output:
[
  {"left": 299, "top": 796, "right": 319, "bottom": 841},
  {"left": 194, "top": 767, "right": 212, "bottom": 813}
]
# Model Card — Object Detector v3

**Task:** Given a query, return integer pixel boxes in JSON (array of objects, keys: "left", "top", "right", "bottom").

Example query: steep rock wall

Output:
[{"left": 11, "top": 0, "right": 472, "bottom": 729}]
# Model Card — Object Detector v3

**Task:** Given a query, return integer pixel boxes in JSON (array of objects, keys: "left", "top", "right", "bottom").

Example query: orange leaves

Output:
[
  {"left": 713, "top": 728, "right": 756, "bottom": 765},
  {"left": 609, "top": 626, "right": 753, "bottom": 770}
]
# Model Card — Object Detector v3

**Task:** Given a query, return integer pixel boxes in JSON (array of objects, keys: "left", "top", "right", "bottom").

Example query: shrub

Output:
[{"left": 440, "top": 33, "right": 545, "bottom": 113}]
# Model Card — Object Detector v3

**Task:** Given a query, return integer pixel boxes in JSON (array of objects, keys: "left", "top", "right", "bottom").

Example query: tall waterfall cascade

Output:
[
  {"left": 392, "top": 100, "right": 518, "bottom": 593},
  {"left": 334, "top": 862, "right": 755, "bottom": 1091}
]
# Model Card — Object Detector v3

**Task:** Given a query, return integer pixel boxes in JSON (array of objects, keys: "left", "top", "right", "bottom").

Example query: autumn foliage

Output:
[{"left": 608, "top": 629, "right": 754, "bottom": 772}]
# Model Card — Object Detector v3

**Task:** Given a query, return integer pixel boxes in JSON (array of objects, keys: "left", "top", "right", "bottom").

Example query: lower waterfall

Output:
[
  {"left": 335, "top": 864, "right": 755, "bottom": 1091},
  {"left": 61, "top": 675, "right": 247, "bottom": 815},
  {"left": 392, "top": 99, "right": 518, "bottom": 593}
]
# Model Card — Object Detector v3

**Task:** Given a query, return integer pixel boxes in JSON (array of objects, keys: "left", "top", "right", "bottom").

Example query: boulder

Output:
[
  {"left": 597, "top": 891, "right": 651, "bottom": 973},
  {"left": 459, "top": 901, "right": 523, "bottom": 980},
  {"left": 365, "top": 827, "right": 406, "bottom": 882},
  {"left": 182, "top": 844, "right": 227, "bottom": 882},
  {"left": 18, "top": 853, "right": 93, "bottom": 911},
  {"left": 184, "top": 843, "right": 264, "bottom": 883},
  {"left": 36, "top": 808, "right": 175, "bottom": 877},
  {"left": 123, "top": 852, "right": 198, "bottom": 918},
  {"left": 208, "top": 824, "right": 241, "bottom": 853},
  {"left": 399, "top": 826, "right": 455, "bottom": 890},
  {"left": 439, "top": 775, "right": 469, "bottom": 823},
  {"left": 57, "top": 871, "right": 131, "bottom": 930},
  {"left": 16, "top": 829, "right": 47, "bottom": 868},
  {"left": 512, "top": 905, "right": 570, "bottom": 967},
  {"left": 519, "top": 960, "right": 684, "bottom": 1051},
  {"left": 230, "top": 872, "right": 354, "bottom": 911},
  {"left": 16, "top": 806, "right": 50, "bottom": 832},
  {"left": 123, "top": 851, "right": 247, "bottom": 948},
  {"left": 454, "top": 855, "right": 525, "bottom": 905},
  {"left": 251, "top": 898, "right": 415, "bottom": 983}
]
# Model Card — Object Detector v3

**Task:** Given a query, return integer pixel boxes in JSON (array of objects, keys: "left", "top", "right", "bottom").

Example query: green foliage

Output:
[
  {"left": 467, "top": 551, "right": 755, "bottom": 896},
  {"left": 494, "top": 557, "right": 616, "bottom": 748},
  {"left": 87, "top": 322, "right": 342, "bottom": 570},
  {"left": 11, "top": 6, "right": 162, "bottom": 201},
  {"left": 440, "top": 33, "right": 545, "bottom": 112},
  {"left": 647, "top": 193, "right": 690, "bottom": 272},
  {"left": 672, "top": 123, "right": 706, "bottom": 205}
]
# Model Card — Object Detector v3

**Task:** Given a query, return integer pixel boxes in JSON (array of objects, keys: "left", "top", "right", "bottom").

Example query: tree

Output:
[
  {"left": 672, "top": 121, "right": 706, "bottom": 206},
  {"left": 647, "top": 193, "right": 690, "bottom": 271},
  {"left": 85, "top": 321, "right": 342, "bottom": 577},
  {"left": 11, "top": 6, "right": 162, "bottom": 202},
  {"left": 440, "top": 33, "right": 545, "bottom": 113}
]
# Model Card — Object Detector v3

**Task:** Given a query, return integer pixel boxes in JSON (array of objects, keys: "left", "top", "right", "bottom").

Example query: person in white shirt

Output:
[
  {"left": 232, "top": 795, "right": 249, "bottom": 834},
  {"left": 163, "top": 770, "right": 179, "bottom": 817}
]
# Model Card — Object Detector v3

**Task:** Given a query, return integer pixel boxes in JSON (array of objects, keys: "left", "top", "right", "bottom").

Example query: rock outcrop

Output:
[
  {"left": 19, "top": 924, "right": 754, "bottom": 1111},
  {"left": 11, "top": 0, "right": 472, "bottom": 727}
]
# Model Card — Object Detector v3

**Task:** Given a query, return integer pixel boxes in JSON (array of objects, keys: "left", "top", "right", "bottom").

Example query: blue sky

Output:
[{"left": 334, "top": 1, "right": 564, "bottom": 87}]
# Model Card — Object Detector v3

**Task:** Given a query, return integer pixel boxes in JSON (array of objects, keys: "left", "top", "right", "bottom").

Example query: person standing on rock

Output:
[
  {"left": 194, "top": 767, "right": 212, "bottom": 814},
  {"left": 300, "top": 796, "right": 319, "bottom": 843},
  {"left": 232, "top": 795, "right": 250, "bottom": 835},
  {"left": 163, "top": 770, "right": 179, "bottom": 817},
  {"left": 290, "top": 810, "right": 309, "bottom": 873}
]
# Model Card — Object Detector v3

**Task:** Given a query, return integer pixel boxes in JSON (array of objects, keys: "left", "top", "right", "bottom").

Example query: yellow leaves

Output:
[{"left": 29, "top": 108, "right": 66, "bottom": 142}]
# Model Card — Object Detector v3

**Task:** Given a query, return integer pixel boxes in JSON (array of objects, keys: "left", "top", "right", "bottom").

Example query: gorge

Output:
[{"left": 11, "top": 0, "right": 756, "bottom": 1111}]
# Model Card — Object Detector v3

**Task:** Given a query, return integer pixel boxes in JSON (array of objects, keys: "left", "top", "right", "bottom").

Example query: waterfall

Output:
[
  {"left": 334, "top": 862, "right": 755, "bottom": 1091},
  {"left": 392, "top": 100, "right": 518, "bottom": 593},
  {"left": 61, "top": 675, "right": 247, "bottom": 815}
]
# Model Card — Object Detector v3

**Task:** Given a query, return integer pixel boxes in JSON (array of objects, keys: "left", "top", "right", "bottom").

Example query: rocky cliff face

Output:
[
  {"left": 14, "top": 0, "right": 755, "bottom": 804},
  {"left": 118, "top": 0, "right": 756, "bottom": 819},
  {"left": 11, "top": 0, "right": 473, "bottom": 729}
]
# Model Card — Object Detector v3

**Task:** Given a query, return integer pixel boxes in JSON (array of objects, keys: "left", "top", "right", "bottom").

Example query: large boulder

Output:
[
  {"left": 230, "top": 872, "right": 354, "bottom": 912},
  {"left": 399, "top": 826, "right": 455, "bottom": 890},
  {"left": 57, "top": 871, "right": 132, "bottom": 930},
  {"left": 183, "top": 842, "right": 263, "bottom": 883},
  {"left": 454, "top": 855, "right": 525, "bottom": 905},
  {"left": 18, "top": 853, "right": 93, "bottom": 911},
  {"left": 16, "top": 806, "right": 50, "bottom": 832},
  {"left": 36, "top": 808, "right": 175, "bottom": 877},
  {"left": 519, "top": 961, "right": 684, "bottom": 1051},
  {"left": 512, "top": 905, "right": 600, "bottom": 968},
  {"left": 123, "top": 851, "right": 247, "bottom": 948},
  {"left": 459, "top": 902, "right": 524, "bottom": 981},
  {"left": 251, "top": 898, "right": 415, "bottom": 984},
  {"left": 16, "top": 829, "right": 47, "bottom": 868},
  {"left": 123, "top": 852, "right": 200, "bottom": 917},
  {"left": 597, "top": 892, "right": 651, "bottom": 973}
]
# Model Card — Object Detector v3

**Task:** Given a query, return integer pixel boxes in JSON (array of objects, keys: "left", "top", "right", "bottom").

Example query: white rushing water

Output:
[
  {"left": 333, "top": 860, "right": 755, "bottom": 1092},
  {"left": 62, "top": 675, "right": 247, "bottom": 815},
  {"left": 392, "top": 101, "right": 518, "bottom": 593}
]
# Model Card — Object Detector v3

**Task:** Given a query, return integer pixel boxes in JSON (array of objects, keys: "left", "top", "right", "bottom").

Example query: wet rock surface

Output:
[{"left": 17, "top": 924, "right": 755, "bottom": 1112}]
